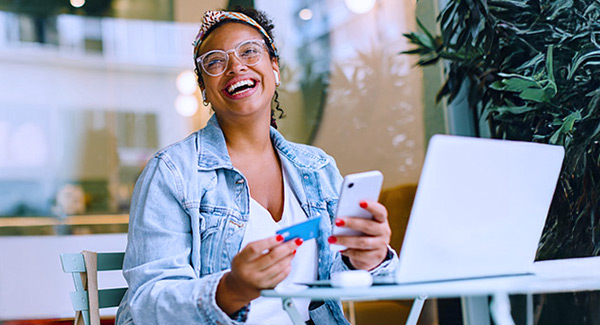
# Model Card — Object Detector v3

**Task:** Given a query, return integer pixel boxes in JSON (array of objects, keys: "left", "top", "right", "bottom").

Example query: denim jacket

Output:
[{"left": 116, "top": 115, "right": 398, "bottom": 324}]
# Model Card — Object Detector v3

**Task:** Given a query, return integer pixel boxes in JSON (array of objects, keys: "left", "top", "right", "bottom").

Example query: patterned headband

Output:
[{"left": 193, "top": 11, "right": 279, "bottom": 59}]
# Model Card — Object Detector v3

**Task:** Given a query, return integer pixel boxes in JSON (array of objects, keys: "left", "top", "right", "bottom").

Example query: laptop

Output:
[{"left": 393, "top": 134, "right": 564, "bottom": 284}]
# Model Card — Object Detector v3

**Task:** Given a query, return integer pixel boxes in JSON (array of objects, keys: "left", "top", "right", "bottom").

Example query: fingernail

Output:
[
  {"left": 359, "top": 201, "right": 368, "bottom": 209},
  {"left": 276, "top": 234, "right": 284, "bottom": 242},
  {"left": 328, "top": 236, "right": 337, "bottom": 244},
  {"left": 335, "top": 219, "right": 345, "bottom": 227},
  {"left": 292, "top": 250, "right": 297, "bottom": 255},
  {"left": 295, "top": 238, "right": 303, "bottom": 246}
]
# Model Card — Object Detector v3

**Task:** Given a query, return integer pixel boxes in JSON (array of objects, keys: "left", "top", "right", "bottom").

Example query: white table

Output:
[{"left": 262, "top": 257, "right": 600, "bottom": 325}]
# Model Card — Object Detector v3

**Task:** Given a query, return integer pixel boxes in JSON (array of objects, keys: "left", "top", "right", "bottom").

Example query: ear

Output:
[
  {"left": 271, "top": 59, "right": 280, "bottom": 86},
  {"left": 271, "top": 58, "right": 280, "bottom": 74}
]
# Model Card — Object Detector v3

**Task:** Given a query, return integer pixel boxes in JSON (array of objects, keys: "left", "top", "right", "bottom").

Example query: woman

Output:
[{"left": 116, "top": 7, "right": 398, "bottom": 325}]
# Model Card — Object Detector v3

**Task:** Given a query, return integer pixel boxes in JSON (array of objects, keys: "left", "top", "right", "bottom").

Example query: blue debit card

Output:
[{"left": 276, "top": 217, "right": 321, "bottom": 242}]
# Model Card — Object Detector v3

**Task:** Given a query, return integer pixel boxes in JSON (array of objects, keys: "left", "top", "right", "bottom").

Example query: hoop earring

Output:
[{"left": 202, "top": 89, "right": 209, "bottom": 106}]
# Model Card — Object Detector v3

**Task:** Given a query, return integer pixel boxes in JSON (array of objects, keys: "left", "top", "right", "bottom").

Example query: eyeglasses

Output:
[{"left": 196, "top": 39, "right": 266, "bottom": 77}]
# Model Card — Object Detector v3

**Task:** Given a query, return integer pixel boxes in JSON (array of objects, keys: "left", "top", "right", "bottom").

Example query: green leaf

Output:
[
  {"left": 402, "top": 32, "right": 433, "bottom": 50},
  {"left": 415, "top": 33, "right": 436, "bottom": 49},
  {"left": 568, "top": 50, "right": 600, "bottom": 79},
  {"left": 545, "top": 0, "right": 574, "bottom": 20},
  {"left": 488, "top": 0, "right": 529, "bottom": 10},
  {"left": 549, "top": 111, "right": 582, "bottom": 145},
  {"left": 519, "top": 88, "right": 548, "bottom": 102},
  {"left": 438, "top": 1, "right": 457, "bottom": 26},
  {"left": 489, "top": 80, "right": 505, "bottom": 90},
  {"left": 583, "top": 2, "right": 600, "bottom": 17},
  {"left": 418, "top": 55, "right": 442, "bottom": 66},
  {"left": 400, "top": 48, "right": 427, "bottom": 55},
  {"left": 402, "top": 32, "right": 420, "bottom": 43},
  {"left": 515, "top": 52, "right": 545, "bottom": 71},
  {"left": 416, "top": 18, "right": 437, "bottom": 48},
  {"left": 549, "top": 130, "right": 561, "bottom": 145},
  {"left": 496, "top": 73, "right": 541, "bottom": 91},
  {"left": 542, "top": 80, "right": 558, "bottom": 100},
  {"left": 438, "top": 51, "right": 468, "bottom": 61},
  {"left": 494, "top": 71, "right": 556, "bottom": 103},
  {"left": 489, "top": 105, "right": 537, "bottom": 115},
  {"left": 546, "top": 45, "right": 555, "bottom": 84}
]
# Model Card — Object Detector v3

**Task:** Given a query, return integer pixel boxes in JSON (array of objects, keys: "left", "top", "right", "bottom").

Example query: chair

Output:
[{"left": 60, "top": 251, "right": 127, "bottom": 325}]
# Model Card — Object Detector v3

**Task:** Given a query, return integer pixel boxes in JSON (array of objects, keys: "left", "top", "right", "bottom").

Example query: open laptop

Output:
[{"left": 393, "top": 134, "right": 564, "bottom": 284}]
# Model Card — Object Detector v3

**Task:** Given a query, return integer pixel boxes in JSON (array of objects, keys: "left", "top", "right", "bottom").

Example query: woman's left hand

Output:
[{"left": 329, "top": 200, "right": 391, "bottom": 270}]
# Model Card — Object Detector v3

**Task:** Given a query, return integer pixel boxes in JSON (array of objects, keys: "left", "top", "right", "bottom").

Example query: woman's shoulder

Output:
[
  {"left": 287, "top": 140, "right": 331, "bottom": 157},
  {"left": 145, "top": 131, "right": 202, "bottom": 173},
  {"left": 276, "top": 137, "right": 337, "bottom": 170},
  {"left": 154, "top": 131, "right": 199, "bottom": 158},
  {"left": 270, "top": 128, "right": 331, "bottom": 163}
]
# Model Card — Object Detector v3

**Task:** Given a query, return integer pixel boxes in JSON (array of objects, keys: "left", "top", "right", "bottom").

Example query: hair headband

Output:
[{"left": 193, "top": 11, "right": 279, "bottom": 59}]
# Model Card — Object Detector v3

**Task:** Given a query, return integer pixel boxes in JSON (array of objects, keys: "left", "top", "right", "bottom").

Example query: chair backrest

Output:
[{"left": 60, "top": 251, "right": 127, "bottom": 325}]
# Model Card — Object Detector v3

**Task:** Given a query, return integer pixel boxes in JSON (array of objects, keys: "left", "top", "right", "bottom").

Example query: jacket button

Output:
[{"left": 236, "top": 179, "right": 245, "bottom": 184}]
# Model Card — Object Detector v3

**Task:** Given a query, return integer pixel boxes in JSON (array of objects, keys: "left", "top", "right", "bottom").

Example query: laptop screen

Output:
[{"left": 395, "top": 135, "right": 564, "bottom": 283}]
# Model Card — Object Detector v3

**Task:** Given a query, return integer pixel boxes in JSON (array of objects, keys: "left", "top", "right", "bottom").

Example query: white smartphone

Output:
[{"left": 331, "top": 170, "right": 384, "bottom": 250}]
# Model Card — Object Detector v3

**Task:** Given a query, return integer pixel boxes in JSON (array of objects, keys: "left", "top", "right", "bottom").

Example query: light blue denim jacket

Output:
[{"left": 116, "top": 115, "right": 398, "bottom": 324}]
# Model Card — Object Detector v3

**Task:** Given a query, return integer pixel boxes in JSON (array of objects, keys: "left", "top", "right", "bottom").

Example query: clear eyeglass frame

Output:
[{"left": 196, "top": 39, "right": 267, "bottom": 77}]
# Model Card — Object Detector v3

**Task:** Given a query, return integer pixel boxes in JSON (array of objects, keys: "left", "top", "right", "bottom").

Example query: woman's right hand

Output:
[{"left": 216, "top": 235, "right": 302, "bottom": 315}]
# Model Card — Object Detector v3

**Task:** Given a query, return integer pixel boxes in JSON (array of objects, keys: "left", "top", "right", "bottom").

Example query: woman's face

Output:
[{"left": 198, "top": 22, "right": 279, "bottom": 124}]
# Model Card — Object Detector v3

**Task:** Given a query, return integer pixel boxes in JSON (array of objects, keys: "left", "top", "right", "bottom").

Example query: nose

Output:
[{"left": 225, "top": 50, "right": 247, "bottom": 75}]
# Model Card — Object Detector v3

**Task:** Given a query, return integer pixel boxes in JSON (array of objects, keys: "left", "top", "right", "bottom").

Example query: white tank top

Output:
[{"left": 239, "top": 167, "right": 318, "bottom": 325}]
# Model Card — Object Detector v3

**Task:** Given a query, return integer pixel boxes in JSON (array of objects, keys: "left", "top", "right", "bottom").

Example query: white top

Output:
[{"left": 240, "top": 167, "right": 318, "bottom": 325}]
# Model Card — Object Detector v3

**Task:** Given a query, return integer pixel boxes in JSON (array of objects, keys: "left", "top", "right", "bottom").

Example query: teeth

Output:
[{"left": 227, "top": 79, "right": 255, "bottom": 94}]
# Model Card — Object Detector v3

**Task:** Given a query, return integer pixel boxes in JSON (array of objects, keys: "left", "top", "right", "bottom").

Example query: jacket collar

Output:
[
  {"left": 196, "top": 115, "right": 233, "bottom": 170},
  {"left": 196, "top": 115, "right": 329, "bottom": 171}
]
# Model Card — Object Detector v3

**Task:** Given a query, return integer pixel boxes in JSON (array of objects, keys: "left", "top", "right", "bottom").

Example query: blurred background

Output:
[{"left": 0, "top": 0, "right": 439, "bottom": 233}]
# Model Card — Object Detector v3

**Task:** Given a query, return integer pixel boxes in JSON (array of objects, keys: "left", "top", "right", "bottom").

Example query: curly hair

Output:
[{"left": 194, "top": 6, "right": 284, "bottom": 128}]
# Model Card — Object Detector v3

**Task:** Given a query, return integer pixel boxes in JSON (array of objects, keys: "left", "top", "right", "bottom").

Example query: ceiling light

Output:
[
  {"left": 299, "top": 9, "right": 313, "bottom": 21},
  {"left": 176, "top": 70, "right": 198, "bottom": 95},
  {"left": 175, "top": 95, "right": 198, "bottom": 117},
  {"left": 344, "top": 0, "right": 376, "bottom": 14},
  {"left": 70, "top": 0, "right": 85, "bottom": 8}
]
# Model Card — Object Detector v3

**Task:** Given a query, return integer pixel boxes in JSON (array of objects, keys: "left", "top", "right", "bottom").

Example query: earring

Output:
[
  {"left": 202, "top": 89, "right": 209, "bottom": 106},
  {"left": 273, "top": 70, "right": 280, "bottom": 87}
]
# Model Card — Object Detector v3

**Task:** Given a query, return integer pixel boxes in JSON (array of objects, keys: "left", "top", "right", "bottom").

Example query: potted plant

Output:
[{"left": 403, "top": 0, "right": 600, "bottom": 323}]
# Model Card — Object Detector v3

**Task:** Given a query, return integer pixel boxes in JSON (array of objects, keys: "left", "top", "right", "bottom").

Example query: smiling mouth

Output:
[{"left": 226, "top": 79, "right": 257, "bottom": 96}]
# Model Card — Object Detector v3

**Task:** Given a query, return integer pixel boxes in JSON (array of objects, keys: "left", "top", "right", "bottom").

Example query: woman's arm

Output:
[
  {"left": 122, "top": 154, "right": 303, "bottom": 324},
  {"left": 216, "top": 236, "right": 301, "bottom": 314},
  {"left": 122, "top": 156, "right": 236, "bottom": 324}
]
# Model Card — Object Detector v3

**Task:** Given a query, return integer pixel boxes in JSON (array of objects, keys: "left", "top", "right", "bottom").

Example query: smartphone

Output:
[{"left": 332, "top": 170, "right": 384, "bottom": 248}]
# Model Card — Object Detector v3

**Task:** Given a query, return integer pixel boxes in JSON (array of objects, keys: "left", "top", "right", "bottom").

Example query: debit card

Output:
[{"left": 276, "top": 217, "right": 321, "bottom": 242}]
